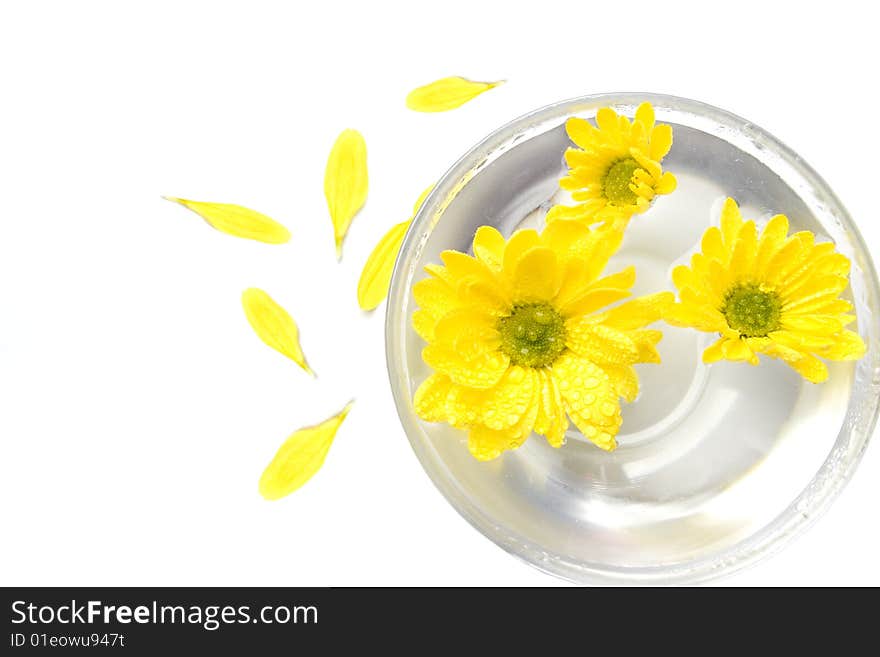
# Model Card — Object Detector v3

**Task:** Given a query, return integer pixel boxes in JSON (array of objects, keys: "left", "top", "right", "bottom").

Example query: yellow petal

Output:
[
  {"left": 412, "top": 309, "right": 438, "bottom": 342},
  {"left": 629, "top": 329, "right": 664, "bottom": 363},
  {"left": 259, "top": 402, "right": 353, "bottom": 500},
  {"left": 755, "top": 214, "right": 789, "bottom": 276},
  {"left": 702, "top": 337, "right": 727, "bottom": 363},
  {"left": 466, "top": 425, "right": 518, "bottom": 461},
  {"left": 534, "top": 370, "right": 568, "bottom": 447},
  {"left": 414, "top": 374, "right": 454, "bottom": 423},
  {"left": 464, "top": 376, "right": 541, "bottom": 461},
  {"left": 781, "top": 314, "right": 845, "bottom": 335},
  {"left": 789, "top": 355, "right": 829, "bottom": 383},
  {"left": 728, "top": 220, "right": 758, "bottom": 278},
  {"left": 635, "top": 102, "right": 656, "bottom": 130},
  {"left": 565, "top": 321, "right": 640, "bottom": 365},
  {"left": 406, "top": 76, "right": 502, "bottom": 112},
  {"left": 448, "top": 366, "right": 538, "bottom": 431},
  {"left": 241, "top": 288, "right": 314, "bottom": 375},
  {"left": 412, "top": 276, "right": 458, "bottom": 319},
  {"left": 357, "top": 220, "right": 409, "bottom": 311},
  {"left": 545, "top": 201, "right": 603, "bottom": 224},
  {"left": 599, "top": 291, "right": 674, "bottom": 330},
  {"left": 701, "top": 226, "right": 727, "bottom": 263},
  {"left": 324, "top": 129, "right": 368, "bottom": 258},
  {"left": 560, "top": 266, "right": 635, "bottom": 317},
  {"left": 816, "top": 329, "right": 866, "bottom": 361},
  {"left": 722, "top": 338, "right": 758, "bottom": 364},
  {"left": 539, "top": 219, "right": 593, "bottom": 263},
  {"left": 654, "top": 171, "right": 677, "bottom": 194},
  {"left": 592, "top": 265, "right": 637, "bottom": 291},
  {"left": 432, "top": 308, "right": 499, "bottom": 356},
  {"left": 596, "top": 107, "right": 621, "bottom": 136},
  {"left": 552, "top": 353, "right": 621, "bottom": 450},
  {"left": 561, "top": 287, "right": 631, "bottom": 318},
  {"left": 502, "top": 229, "right": 541, "bottom": 273},
  {"left": 764, "top": 343, "right": 829, "bottom": 383},
  {"left": 601, "top": 364, "right": 640, "bottom": 402},
  {"left": 719, "top": 197, "right": 744, "bottom": 248},
  {"left": 650, "top": 124, "right": 673, "bottom": 161},
  {"left": 663, "top": 302, "right": 726, "bottom": 332},
  {"left": 163, "top": 197, "right": 290, "bottom": 244},
  {"left": 422, "top": 344, "right": 509, "bottom": 389},
  {"left": 473, "top": 225, "right": 506, "bottom": 271},
  {"left": 513, "top": 246, "right": 561, "bottom": 301},
  {"left": 359, "top": 184, "right": 434, "bottom": 312}
]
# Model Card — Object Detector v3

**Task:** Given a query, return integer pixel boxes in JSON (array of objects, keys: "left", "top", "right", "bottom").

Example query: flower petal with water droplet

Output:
[
  {"left": 259, "top": 403, "right": 353, "bottom": 500},
  {"left": 324, "top": 129, "right": 368, "bottom": 258},
  {"left": 406, "top": 76, "right": 503, "bottom": 112},
  {"left": 163, "top": 197, "right": 290, "bottom": 244},
  {"left": 242, "top": 288, "right": 314, "bottom": 375}
]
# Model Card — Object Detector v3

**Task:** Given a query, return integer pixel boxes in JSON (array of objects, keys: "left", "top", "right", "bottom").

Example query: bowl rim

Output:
[{"left": 384, "top": 92, "right": 880, "bottom": 584}]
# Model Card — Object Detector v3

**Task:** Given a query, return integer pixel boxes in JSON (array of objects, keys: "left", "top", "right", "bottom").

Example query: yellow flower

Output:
[
  {"left": 412, "top": 220, "right": 673, "bottom": 460},
  {"left": 664, "top": 198, "right": 866, "bottom": 383},
  {"left": 547, "top": 102, "right": 677, "bottom": 227}
]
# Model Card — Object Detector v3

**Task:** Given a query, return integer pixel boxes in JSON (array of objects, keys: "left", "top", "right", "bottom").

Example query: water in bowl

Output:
[{"left": 403, "top": 117, "right": 857, "bottom": 573}]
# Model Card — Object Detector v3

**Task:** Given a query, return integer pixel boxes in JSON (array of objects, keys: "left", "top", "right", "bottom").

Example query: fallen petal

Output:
[
  {"left": 357, "top": 220, "right": 410, "bottom": 311},
  {"left": 324, "top": 129, "right": 368, "bottom": 258},
  {"left": 259, "top": 402, "right": 354, "bottom": 500},
  {"left": 357, "top": 184, "right": 434, "bottom": 311},
  {"left": 163, "top": 197, "right": 290, "bottom": 244},
  {"left": 406, "top": 76, "right": 503, "bottom": 112},
  {"left": 242, "top": 288, "right": 314, "bottom": 375}
]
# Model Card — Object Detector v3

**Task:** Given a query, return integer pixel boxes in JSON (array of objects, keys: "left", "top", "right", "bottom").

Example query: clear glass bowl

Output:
[{"left": 385, "top": 93, "right": 880, "bottom": 584}]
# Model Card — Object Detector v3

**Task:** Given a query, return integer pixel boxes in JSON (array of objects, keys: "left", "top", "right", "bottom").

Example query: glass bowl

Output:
[{"left": 385, "top": 93, "right": 880, "bottom": 584}]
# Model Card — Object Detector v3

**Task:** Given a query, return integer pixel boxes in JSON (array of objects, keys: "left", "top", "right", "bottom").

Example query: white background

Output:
[{"left": 1, "top": 0, "right": 878, "bottom": 586}]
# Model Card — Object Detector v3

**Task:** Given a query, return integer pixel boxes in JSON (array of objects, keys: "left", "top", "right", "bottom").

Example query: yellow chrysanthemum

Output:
[
  {"left": 412, "top": 220, "right": 673, "bottom": 460},
  {"left": 547, "top": 102, "right": 677, "bottom": 227},
  {"left": 664, "top": 198, "right": 866, "bottom": 383}
]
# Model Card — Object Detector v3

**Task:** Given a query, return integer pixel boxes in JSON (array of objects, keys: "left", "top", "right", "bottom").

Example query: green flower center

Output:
[
  {"left": 497, "top": 303, "right": 567, "bottom": 368},
  {"left": 602, "top": 157, "right": 641, "bottom": 206},
  {"left": 721, "top": 282, "right": 782, "bottom": 337}
]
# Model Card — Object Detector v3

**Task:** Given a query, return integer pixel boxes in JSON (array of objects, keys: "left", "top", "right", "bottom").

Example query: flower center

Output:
[
  {"left": 602, "top": 157, "right": 641, "bottom": 206},
  {"left": 497, "top": 303, "right": 567, "bottom": 368},
  {"left": 721, "top": 282, "right": 782, "bottom": 337}
]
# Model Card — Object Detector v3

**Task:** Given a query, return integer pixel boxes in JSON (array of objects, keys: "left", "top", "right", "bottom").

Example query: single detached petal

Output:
[
  {"left": 405, "top": 76, "right": 503, "bottom": 112},
  {"left": 325, "top": 129, "right": 368, "bottom": 258},
  {"left": 163, "top": 197, "right": 290, "bottom": 244},
  {"left": 357, "top": 220, "right": 410, "bottom": 311},
  {"left": 242, "top": 288, "right": 314, "bottom": 375},
  {"left": 259, "top": 403, "right": 353, "bottom": 500},
  {"left": 357, "top": 184, "right": 434, "bottom": 311}
]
